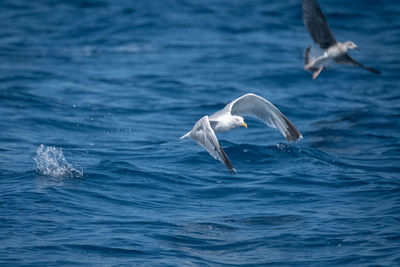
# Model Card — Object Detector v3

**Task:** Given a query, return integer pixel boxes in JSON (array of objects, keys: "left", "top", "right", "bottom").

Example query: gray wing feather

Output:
[
  {"left": 189, "top": 116, "right": 236, "bottom": 174},
  {"left": 302, "top": 0, "right": 336, "bottom": 49},
  {"left": 334, "top": 53, "right": 381, "bottom": 74},
  {"left": 226, "top": 94, "right": 302, "bottom": 142}
]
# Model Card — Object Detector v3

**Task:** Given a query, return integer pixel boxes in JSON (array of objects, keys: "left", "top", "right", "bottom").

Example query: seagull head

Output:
[
  {"left": 233, "top": 115, "right": 247, "bottom": 128},
  {"left": 344, "top": 41, "right": 358, "bottom": 50}
]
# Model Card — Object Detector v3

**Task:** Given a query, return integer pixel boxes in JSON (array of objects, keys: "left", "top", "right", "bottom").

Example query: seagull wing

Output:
[
  {"left": 226, "top": 93, "right": 303, "bottom": 142},
  {"left": 189, "top": 116, "right": 236, "bottom": 174},
  {"left": 302, "top": 0, "right": 337, "bottom": 49},
  {"left": 334, "top": 53, "right": 381, "bottom": 74}
]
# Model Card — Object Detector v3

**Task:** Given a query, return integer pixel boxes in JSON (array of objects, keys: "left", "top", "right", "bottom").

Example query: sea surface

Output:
[{"left": 1, "top": 0, "right": 400, "bottom": 265}]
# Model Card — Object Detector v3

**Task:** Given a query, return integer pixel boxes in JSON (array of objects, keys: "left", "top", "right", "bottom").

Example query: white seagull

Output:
[
  {"left": 180, "top": 93, "right": 302, "bottom": 174},
  {"left": 302, "top": 0, "right": 380, "bottom": 79}
]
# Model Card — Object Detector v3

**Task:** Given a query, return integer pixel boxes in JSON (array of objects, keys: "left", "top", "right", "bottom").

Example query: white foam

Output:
[
  {"left": 114, "top": 43, "right": 152, "bottom": 53},
  {"left": 34, "top": 144, "right": 83, "bottom": 178}
]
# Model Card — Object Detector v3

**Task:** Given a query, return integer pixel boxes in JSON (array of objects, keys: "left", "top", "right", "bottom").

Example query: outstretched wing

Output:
[
  {"left": 226, "top": 94, "right": 303, "bottom": 142},
  {"left": 189, "top": 116, "right": 236, "bottom": 174},
  {"left": 302, "top": 0, "right": 337, "bottom": 49},
  {"left": 334, "top": 53, "right": 381, "bottom": 74}
]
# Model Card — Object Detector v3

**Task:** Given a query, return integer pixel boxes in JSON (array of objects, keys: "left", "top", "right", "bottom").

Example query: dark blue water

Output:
[{"left": 1, "top": 0, "right": 400, "bottom": 265}]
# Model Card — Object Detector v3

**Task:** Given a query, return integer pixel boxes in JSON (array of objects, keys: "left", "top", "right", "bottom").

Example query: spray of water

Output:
[{"left": 34, "top": 144, "right": 83, "bottom": 178}]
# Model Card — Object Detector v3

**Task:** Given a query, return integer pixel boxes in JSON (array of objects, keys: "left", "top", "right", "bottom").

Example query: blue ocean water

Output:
[{"left": 1, "top": 0, "right": 400, "bottom": 265}]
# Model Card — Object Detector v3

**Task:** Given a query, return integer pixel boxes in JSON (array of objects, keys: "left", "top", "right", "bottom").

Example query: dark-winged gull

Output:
[
  {"left": 180, "top": 93, "right": 302, "bottom": 174},
  {"left": 302, "top": 0, "right": 380, "bottom": 79}
]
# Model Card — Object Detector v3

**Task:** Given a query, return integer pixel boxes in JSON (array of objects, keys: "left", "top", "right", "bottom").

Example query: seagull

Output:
[
  {"left": 180, "top": 93, "right": 302, "bottom": 174},
  {"left": 302, "top": 0, "right": 380, "bottom": 79}
]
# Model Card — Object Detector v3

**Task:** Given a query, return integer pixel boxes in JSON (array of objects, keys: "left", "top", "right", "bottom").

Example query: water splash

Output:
[{"left": 34, "top": 144, "right": 83, "bottom": 178}]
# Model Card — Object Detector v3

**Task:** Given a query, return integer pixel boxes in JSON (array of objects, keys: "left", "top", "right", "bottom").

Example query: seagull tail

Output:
[
  {"left": 304, "top": 46, "right": 318, "bottom": 70},
  {"left": 180, "top": 131, "right": 191, "bottom": 140},
  {"left": 304, "top": 45, "right": 327, "bottom": 78},
  {"left": 304, "top": 45, "right": 312, "bottom": 66}
]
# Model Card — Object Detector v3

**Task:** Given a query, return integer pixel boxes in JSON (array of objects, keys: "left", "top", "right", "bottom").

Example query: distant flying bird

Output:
[
  {"left": 180, "top": 93, "right": 302, "bottom": 174},
  {"left": 302, "top": 0, "right": 380, "bottom": 79}
]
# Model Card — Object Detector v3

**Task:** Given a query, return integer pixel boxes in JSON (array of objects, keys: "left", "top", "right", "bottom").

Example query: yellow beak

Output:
[{"left": 240, "top": 122, "right": 247, "bottom": 128}]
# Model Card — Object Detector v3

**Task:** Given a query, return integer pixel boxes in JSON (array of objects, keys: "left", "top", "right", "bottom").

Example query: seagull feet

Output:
[
  {"left": 312, "top": 67, "right": 323, "bottom": 80},
  {"left": 304, "top": 62, "right": 314, "bottom": 70}
]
